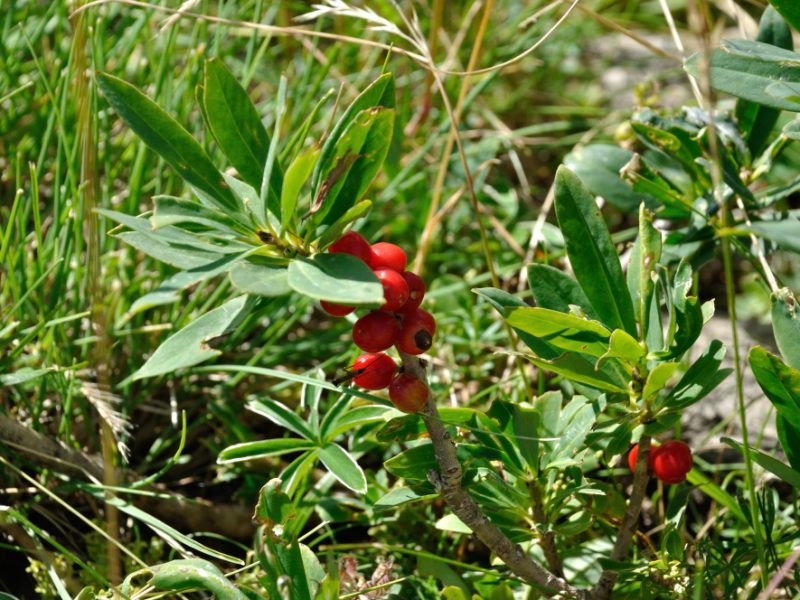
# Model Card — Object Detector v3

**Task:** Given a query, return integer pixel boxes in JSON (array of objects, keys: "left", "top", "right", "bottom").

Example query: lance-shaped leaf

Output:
[
  {"left": 505, "top": 307, "right": 611, "bottom": 358},
  {"left": 554, "top": 166, "right": 637, "bottom": 335},
  {"left": 723, "top": 437, "right": 800, "bottom": 488},
  {"left": 217, "top": 438, "right": 315, "bottom": 464},
  {"left": 661, "top": 340, "right": 732, "bottom": 411},
  {"left": 685, "top": 39, "right": 800, "bottom": 112},
  {"left": 122, "top": 559, "right": 246, "bottom": 600},
  {"left": 736, "top": 6, "right": 793, "bottom": 155},
  {"left": 203, "top": 58, "right": 282, "bottom": 197},
  {"left": 132, "top": 295, "right": 254, "bottom": 380},
  {"left": 526, "top": 263, "right": 597, "bottom": 320},
  {"left": 311, "top": 72, "right": 394, "bottom": 198},
  {"left": 318, "top": 443, "right": 367, "bottom": 493},
  {"left": 97, "top": 73, "right": 238, "bottom": 213},
  {"left": 771, "top": 287, "right": 800, "bottom": 369},
  {"left": 768, "top": 0, "right": 800, "bottom": 32},
  {"left": 749, "top": 346, "right": 800, "bottom": 423},
  {"left": 287, "top": 254, "right": 383, "bottom": 305},
  {"left": 311, "top": 107, "right": 394, "bottom": 227}
]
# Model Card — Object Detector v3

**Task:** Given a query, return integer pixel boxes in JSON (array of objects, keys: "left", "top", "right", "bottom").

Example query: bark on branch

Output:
[
  {"left": 591, "top": 435, "right": 652, "bottom": 600},
  {"left": 400, "top": 354, "right": 586, "bottom": 599}
]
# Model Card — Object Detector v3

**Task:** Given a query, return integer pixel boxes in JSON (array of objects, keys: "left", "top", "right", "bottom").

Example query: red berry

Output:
[
  {"left": 627, "top": 443, "right": 658, "bottom": 473},
  {"left": 328, "top": 231, "right": 371, "bottom": 264},
  {"left": 396, "top": 309, "right": 436, "bottom": 355},
  {"left": 399, "top": 272, "right": 426, "bottom": 312},
  {"left": 375, "top": 269, "right": 409, "bottom": 312},
  {"left": 388, "top": 373, "right": 429, "bottom": 413},
  {"left": 320, "top": 300, "right": 355, "bottom": 317},
  {"left": 652, "top": 440, "right": 693, "bottom": 484},
  {"left": 403, "top": 308, "right": 436, "bottom": 333},
  {"left": 369, "top": 242, "right": 407, "bottom": 272},
  {"left": 352, "top": 353, "right": 397, "bottom": 390},
  {"left": 352, "top": 311, "right": 401, "bottom": 353}
]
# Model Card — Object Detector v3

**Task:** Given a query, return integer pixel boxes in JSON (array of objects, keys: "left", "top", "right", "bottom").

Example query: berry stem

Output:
[{"left": 399, "top": 352, "right": 586, "bottom": 598}]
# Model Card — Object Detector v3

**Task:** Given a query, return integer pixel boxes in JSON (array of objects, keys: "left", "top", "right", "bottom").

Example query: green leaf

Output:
[
  {"left": 151, "top": 195, "right": 242, "bottom": 233},
  {"left": 253, "top": 478, "right": 294, "bottom": 527},
  {"left": 274, "top": 539, "right": 312, "bottom": 600},
  {"left": 473, "top": 287, "right": 558, "bottom": 359},
  {"left": 685, "top": 468, "right": 748, "bottom": 525},
  {"left": 248, "top": 399, "right": 315, "bottom": 441},
  {"left": 315, "top": 200, "right": 373, "bottom": 250},
  {"left": 133, "top": 559, "right": 246, "bottom": 600},
  {"left": 723, "top": 437, "right": 800, "bottom": 488},
  {"left": 525, "top": 352, "right": 628, "bottom": 394},
  {"left": 627, "top": 204, "right": 662, "bottom": 342},
  {"left": 685, "top": 40, "right": 800, "bottom": 112},
  {"left": 311, "top": 73, "right": 394, "bottom": 200},
  {"left": 281, "top": 146, "right": 320, "bottom": 233},
  {"left": 736, "top": 6, "right": 793, "bottom": 155},
  {"left": 203, "top": 58, "right": 281, "bottom": 197},
  {"left": 776, "top": 414, "right": 800, "bottom": 472},
  {"left": 132, "top": 295, "right": 254, "bottom": 380},
  {"left": 748, "top": 346, "right": 800, "bottom": 423},
  {"left": 128, "top": 251, "right": 251, "bottom": 315},
  {"left": 662, "top": 340, "right": 732, "bottom": 411},
  {"left": 526, "top": 264, "right": 597, "bottom": 319},
  {"left": 318, "top": 443, "right": 367, "bottom": 493},
  {"left": 771, "top": 288, "right": 800, "bottom": 369},
  {"left": 749, "top": 217, "right": 800, "bottom": 254},
  {"left": 228, "top": 261, "right": 291, "bottom": 297},
  {"left": 374, "top": 487, "right": 435, "bottom": 509},
  {"left": 287, "top": 254, "right": 382, "bottom": 304},
  {"left": 0, "top": 367, "right": 55, "bottom": 386},
  {"left": 768, "top": 0, "right": 800, "bottom": 32},
  {"left": 597, "top": 329, "right": 644, "bottom": 371},
  {"left": 217, "top": 438, "right": 315, "bottom": 464},
  {"left": 97, "top": 73, "right": 238, "bottom": 213},
  {"left": 554, "top": 166, "right": 637, "bottom": 335},
  {"left": 513, "top": 405, "right": 540, "bottom": 475},
  {"left": 563, "top": 144, "right": 644, "bottom": 212},
  {"left": 505, "top": 307, "right": 611, "bottom": 358},
  {"left": 642, "top": 363, "right": 680, "bottom": 402},
  {"left": 383, "top": 443, "right": 437, "bottom": 480},
  {"left": 311, "top": 107, "right": 395, "bottom": 227}
]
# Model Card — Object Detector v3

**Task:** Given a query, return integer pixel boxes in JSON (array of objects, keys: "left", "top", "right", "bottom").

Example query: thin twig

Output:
[
  {"left": 529, "top": 480, "right": 564, "bottom": 578},
  {"left": 591, "top": 436, "right": 652, "bottom": 599},
  {"left": 400, "top": 354, "right": 586, "bottom": 598}
]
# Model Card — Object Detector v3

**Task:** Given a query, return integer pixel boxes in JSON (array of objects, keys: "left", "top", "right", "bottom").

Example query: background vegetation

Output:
[{"left": 2, "top": 0, "right": 800, "bottom": 598}]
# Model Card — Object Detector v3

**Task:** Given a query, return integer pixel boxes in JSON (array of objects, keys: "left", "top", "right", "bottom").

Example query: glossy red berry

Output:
[
  {"left": 396, "top": 309, "right": 435, "bottom": 355},
  {"left": 352, "top": 353, "right": 397, "bottom": 390},
  {"left": 328, "top": 231, "right": 371, "bottom": 264},
  {"left": 352, "top": 311, "right": 401, "bottom": 353},
  {"left": 388, "top": 373, "right": 429, "bottom": 413},
  {"left": 627, "top": 443, "right": 658, "bottom": 473},
  {"left": 320, "top": 300, "right": 355, "bottom": 317},
  {"left": 369, "top": 242, "right": 407, "bottom": 273},
  {"left": 399, "top": 272, "right": 426, "bottom": 312},
  {"left": 375, "top": 269, "right": 409, "bottom": 312},
  {"left": 652, "top": 440, "right": 693, "bottom": 484}
]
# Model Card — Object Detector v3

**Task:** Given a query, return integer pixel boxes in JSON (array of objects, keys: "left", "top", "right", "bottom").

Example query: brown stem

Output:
[
  {"left": 591, "top": 435, "right": 652, "bottom": 600},
  {"left": 529, "top": 479, "right": 564, "bottom": 578},
  {"left": 400, "top": 354, "right": 586, "bottom": 598}
]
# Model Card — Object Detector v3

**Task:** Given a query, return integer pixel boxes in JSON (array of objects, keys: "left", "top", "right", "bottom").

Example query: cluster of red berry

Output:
[
  {"left": 323, "top": 231, "right": 435, "bottom": 413},
  {"left": 628, "top": 440, "right": 693, "bottom": 484}
]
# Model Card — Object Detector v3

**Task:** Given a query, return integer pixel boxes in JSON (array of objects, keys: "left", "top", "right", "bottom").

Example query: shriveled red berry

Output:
[
  {"left": 627, "top": 443, "right": 658, "bottom": 473},
  {"left": 652, "top": 440, "right": 693, "bottom": 484},
  {"left": 399, "top": 272, "right": 425, "bottom": 312},
  {"left": 328, "top": 231, "right": 371, "bottom": 264},
  {"left": 352, "top": 353, "right": 397, "bottom": 390},
  {"left": 320, "top": 300, "right": 355, "bottom": 317},
  {"left": 396, "top": 310, "right": 435, "bottom": 355},
  {"left": 352, "top": 311, "right": 401, "bottom": 353},
  {"left": 375, "top": 268, "right": 409, "bottom": 312},
  {"left": 388, "top": 373, "right": 429, "bottom": 413},
  {"left": 369, "top": 242, "right": 407, "bottom": 272}
]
